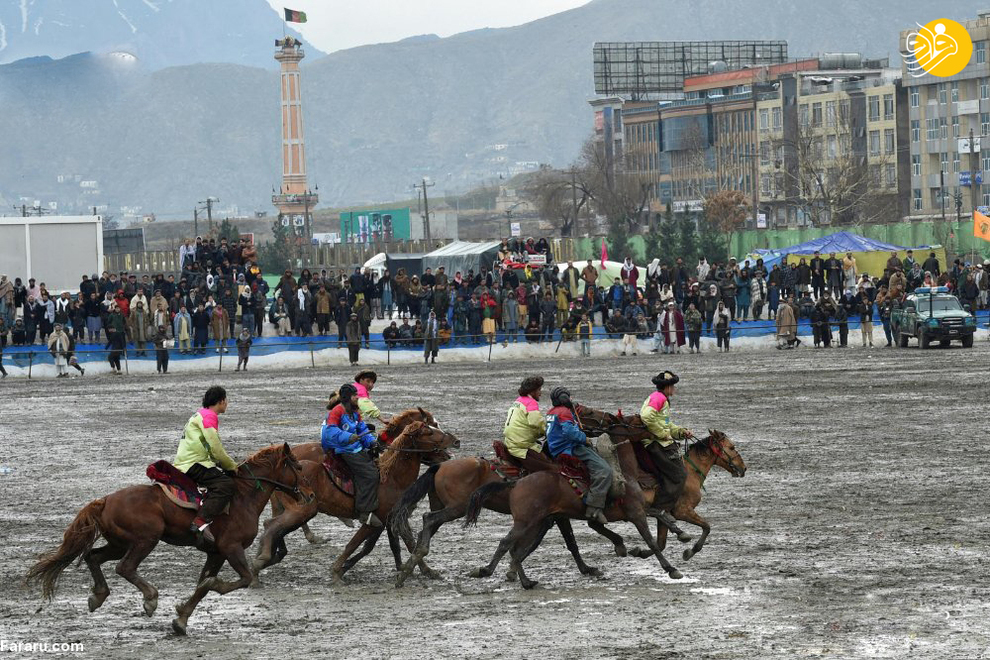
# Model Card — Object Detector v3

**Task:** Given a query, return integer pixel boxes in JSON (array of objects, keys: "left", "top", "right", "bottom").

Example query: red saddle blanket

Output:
[
  {"left": 147, "top": 460, "right": 203, "bottom": 507},
  {"left": 322, "top": 451, "right": 355, "bottom": 496}
]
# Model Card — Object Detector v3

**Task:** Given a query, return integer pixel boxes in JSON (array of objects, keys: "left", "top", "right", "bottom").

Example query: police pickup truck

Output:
[{"left": 890, "top": 286, "right": 976, "bottom": 349}]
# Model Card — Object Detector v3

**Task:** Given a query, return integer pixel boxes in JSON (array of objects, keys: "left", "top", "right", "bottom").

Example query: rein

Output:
[{"left": 235, "top": 462, "right": 302, "bottom": 496}]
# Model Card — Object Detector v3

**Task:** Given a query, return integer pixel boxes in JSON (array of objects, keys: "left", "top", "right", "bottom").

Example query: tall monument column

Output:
[{"left": 272, "top": 36, "right": 317, "bottom": 237}]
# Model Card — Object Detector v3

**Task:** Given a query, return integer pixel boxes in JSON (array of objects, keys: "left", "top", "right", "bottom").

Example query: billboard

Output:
[
  {"left": 0, "top": 216, "right": 103, "bottom": 292},
  {"left": 340, "top": 208, "right": 410, "bottom": 243}
]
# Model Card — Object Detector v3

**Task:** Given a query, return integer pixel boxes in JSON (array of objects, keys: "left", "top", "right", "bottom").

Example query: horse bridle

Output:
[
  {"left": 378, "top": 424, "right": 453, "bottom": 455},
  {"left": 704, "top": 435, "right": 743, "bottom": 477},
  {"left": 236, "top": 460, "right": 306, "bottom": 499}
]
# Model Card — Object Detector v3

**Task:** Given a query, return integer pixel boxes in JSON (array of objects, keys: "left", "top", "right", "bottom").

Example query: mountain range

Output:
[{"left": 0, "top": 0, "right": 974, "bottom": 219}]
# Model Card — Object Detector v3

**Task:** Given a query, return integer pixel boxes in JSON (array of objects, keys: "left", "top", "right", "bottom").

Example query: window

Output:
[
  {"left": 869, "top": 130, "right": 881, "bottom": 156},
  {"left": 883, "top": 93, "right": 894, "bottom": 120},
  {"left": 761, "top": 173, "right": 772, "bottom": 195},
  {"left": 983, "top": 154, "right": 990, "bottom": 172},
  {"left": 982, "top": 78, "right": 989, "bottom": 100},
  {"left": 938, "top": 83, "right": 947, "bottom": 104},
  {"left": 940, "top": 152, "right": 949, "bottom": 172},
  {"left": 771, "top": 106, "right": 781, "bottom": 129},
  {"left": 940, "top": 117, "right": 948, "bottom": 140},
  {"left": 952, "top": 116, "right": 960, "bottom": 139},
  {"left": 978, "top": 41, "right": 987, "bottom": 64},
  {"left": 910, "top": 88, "right": 920, "bottom": 107},
  {"left": 928, "top": 83, "right": 938, "bottom": 104},
  {"left": 870, "top": 164, "right": 883, "bottom": 186},
  {"left": 885, "top": 163, "right": 896, "bottom": 188},
  {"left": 827, "top": 134, "right": 837, "bottom": 159},
  {"left": 953, "top": 153, "right": 961, "bottom": 173},
  {"left": 983, "top": 112, "right": 990, "bottom": 136},
  {"left": 825, "top": 101, "right": 836, "bottom": 126},
  {"left": 840, "top": 135, "right": 851, "bottom": 156},
  {"left": 759, "top": 108, "right": 769, "bottom": 131},
  {"left": 926, "top": 117, "right": 938, "bottom": 140},
  {"left": 799, "top": 104, "right": 809, "bottom": 127},
  {"left": 911, "top": 119, "right": 921, "bottom": 142},
  {"left": 951, "top": 83, "right": 959, "bottom": 103},
  {"left": 760, "top": 140, "right": 770, "bottom": 166},
  {"left": 884, "top": 128, "right": 895, "bottom": 155},
  {"left": 811, "top": 102, "right": 823, "bottom": 126},
  {"left": 912, "top": 154, "right": 922, "bottom": 176},
  {"left": 868, "top": 95, "right": 880, "bottom": 121},
  {"left": 931, "top": 188, "right": 941, "bottom": 208},
  {"left": 839, "top": 99, "right": 851, "bottom": 123},
  {"left": 913, "top": 188, "right": 922, "bottom": 210}
]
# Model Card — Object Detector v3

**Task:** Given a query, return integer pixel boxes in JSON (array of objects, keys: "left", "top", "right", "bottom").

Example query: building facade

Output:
[{"left": 900, "top": 11, "right": 990, "bottom": 220}]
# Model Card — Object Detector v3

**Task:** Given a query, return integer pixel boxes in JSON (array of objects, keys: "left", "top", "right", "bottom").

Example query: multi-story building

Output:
[
  {"left": 597, "top": 51, "right": 910, "bottom": 228},
  {"left": 901, "top": 11, "right": 990, "bottom": 220}
]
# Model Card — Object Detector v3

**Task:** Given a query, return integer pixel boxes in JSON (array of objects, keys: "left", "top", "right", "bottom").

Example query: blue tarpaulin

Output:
[{"left": 749, "top": 231, "right": 921, "bottom": 273}]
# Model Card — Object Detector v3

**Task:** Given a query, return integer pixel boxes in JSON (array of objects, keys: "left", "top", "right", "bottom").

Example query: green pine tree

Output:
[
  {"left": 259, "top": 219, "right": 293, "bottom": 274},
  {"left": 217, "top": 218, "right": 241, "bottom": 244},
  {"left": 697, "top": 211, "right": 727, "bottom": 263},
  {"left": 677, "top": 213, "right": 699, "bottom": 265},
  {"left": 606, "top": 216, "right": 632, "bottom": 264},
  {"left": 658, "top": 206, "right": 678, "bottom": 267}
]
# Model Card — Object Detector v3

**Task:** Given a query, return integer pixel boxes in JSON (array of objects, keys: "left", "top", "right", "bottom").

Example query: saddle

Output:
[
  {"left": 488, "top": 442, "right": 524, "bottom": 481},
  {"left": 322, "top": 451, "right": 356, "bottom": 496},
  {"left": 146, "top": 460, "right": 203, "bottom": 510},
  {"left": 631, "top": 440, "right": 660, "bottom": 491}
]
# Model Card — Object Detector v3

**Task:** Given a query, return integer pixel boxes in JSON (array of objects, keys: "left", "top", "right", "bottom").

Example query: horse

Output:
[
  {"left": 252, "top": 420, "right": 459, "bottom": 583},
  {"left": 389, "top": 404, "right": 651, "bottom": 588},
  {"left": 25, "top": 443, "right": 308, "bottom": 635},
  {"left": 464, "top": 426, "right": 744, "bottom": 588},
  {"left": 628, "top": 430, "right": 746, "bottom": 561},
  {"left": 267, "top": 407, "right": 436, "bottom": 547}
]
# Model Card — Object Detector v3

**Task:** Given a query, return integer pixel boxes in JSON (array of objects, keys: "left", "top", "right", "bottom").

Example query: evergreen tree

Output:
[
  {"left": 259, "top": 219, "right": 293, "bottom": 274},
  {"left": 218, "top": 217, "right": 241, "bottom": 244},
  {"left": 658, "top": 205, "right": 678, "bottom": 266},
  {"left": 697, "top": 211, "right": 727, "bottom": 264},
  {"left": 606, "top": 216, "right": 632, "bottom": 264},
  {"left": 677, "top": 213, "right": 699, "bottom": 266}
]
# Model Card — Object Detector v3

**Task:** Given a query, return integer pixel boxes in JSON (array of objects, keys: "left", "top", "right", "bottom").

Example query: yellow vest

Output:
[{"left": 503, "top": 398, "right": 546, "bottom": 459}]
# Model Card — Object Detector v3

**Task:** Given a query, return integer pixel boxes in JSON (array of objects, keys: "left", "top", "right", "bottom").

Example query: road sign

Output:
[
  {"left": 510, "top": 222, "right": 521, "bottom": 237},
  {"left": 958, "top": 136, "right": 982, "bottom": 153}
]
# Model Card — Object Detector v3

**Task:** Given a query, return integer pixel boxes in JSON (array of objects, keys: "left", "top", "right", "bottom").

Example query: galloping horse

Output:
[
  {"left": 252, "top": 421, "right": 459, "bottom": 583},
  {"left": 465, "top": 423, "right": 744, "bottom": 588},
  {"left": 26, "top": 443, "right": 307, "bottom": 634},
  {"left": 390, "top": 404, "right": 647, "bottom": 588},
  {"left": 267, "top": 408, "right": 435, "bottom": 547}
]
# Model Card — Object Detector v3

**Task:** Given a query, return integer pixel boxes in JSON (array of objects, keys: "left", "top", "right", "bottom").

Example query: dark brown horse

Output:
[
  {"left": 389, "top": 405, "right": 647, "bottom": 588},
  {"left": 252, "top": 420, "right": 459, "bottom": 583},
  {"left": 268, "top": 407, "right": 436, "bottom": 547},
  {"left": 465, "top": 426, "right": 744, "bottom": 588},
  {"left": 26, "top": 443, "right": 307, "bottom": 634}
]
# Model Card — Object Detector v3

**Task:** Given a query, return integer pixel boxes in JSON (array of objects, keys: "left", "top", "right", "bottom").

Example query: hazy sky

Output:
[{"left": 266, "top": 0, "right": 591, "bottom": 53}]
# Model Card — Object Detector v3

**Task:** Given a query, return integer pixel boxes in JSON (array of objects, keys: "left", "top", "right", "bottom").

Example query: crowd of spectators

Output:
[{"left": 1, "top": 234, "right": 986, "bottom": 375}]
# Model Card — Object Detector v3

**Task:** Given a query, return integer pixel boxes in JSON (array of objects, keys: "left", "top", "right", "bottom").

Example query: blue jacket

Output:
[
  {"left": 546, "top": 406, "right": 588, "bottom": 457},
  {"left": 321, "top": 404, "right": 374, "bottom": 454}
]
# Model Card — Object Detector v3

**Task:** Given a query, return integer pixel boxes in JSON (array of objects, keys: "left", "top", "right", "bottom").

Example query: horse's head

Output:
[
  {"left": 379, "top": 421, "right": 460, "bottom": 482},
  {"left": 575, "top": 404, "right": 651, "bottom": 441},
  {"left": 245, "top": 443, "right": 314, "bottom": 503},
  {"left": 705, "top": 430, "right": 746, "bottom": 478},
  {"left": 386, "top": 407, "right": 437, "bottom": 437}
]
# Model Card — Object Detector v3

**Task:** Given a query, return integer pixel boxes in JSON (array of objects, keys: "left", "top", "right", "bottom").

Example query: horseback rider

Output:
[
  {"left": 354, "top": 370, "right": 392, "bottom": 426},
  {"left": 640, "top": 371, "right": 694, "bottom": 534},
  {"left": 173, "top": 385, "right": 238, "bottom": 544},
  {"left": 503, "top": 376, "right": 554, "bottom": 473},
  {"left": 322, "top": 383, "right": 383, "bottom": 528},
  {"left": 545, "top": 387, "right": 612, "bottom": 524}
]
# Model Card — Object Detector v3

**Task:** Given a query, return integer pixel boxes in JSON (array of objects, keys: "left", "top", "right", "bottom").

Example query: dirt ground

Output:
[{"left": 1, "top": 343, "right": 989, "bottom": 659}]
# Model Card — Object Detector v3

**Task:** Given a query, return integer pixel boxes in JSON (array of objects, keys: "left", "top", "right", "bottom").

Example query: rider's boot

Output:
[
  {"left": 585, "top": 506, "right": 608, "bottom": 525},
  {"left": 358, "top": 511, "right": 384, "bottom": 528},
  {"left": 190, "top": 517, "right": 216, "bottom": 544},
  {"left": 647, "top": 508, "right": 693, "bottom": 543}
]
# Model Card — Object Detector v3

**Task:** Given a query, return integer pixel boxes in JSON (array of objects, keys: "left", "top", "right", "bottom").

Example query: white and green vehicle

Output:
[{"left": 890, "top": 286, "right": 976, "bottom": 349}]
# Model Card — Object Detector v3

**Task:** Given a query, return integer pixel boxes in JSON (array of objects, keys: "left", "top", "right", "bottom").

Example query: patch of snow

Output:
[
  {"left": 32, "top": 16, "right": 42, "bottom": 36},
  {"left": 0, "top": 21, "right": 6, "bottom": 51},
  {"left": 19, "top": 0, "right": 28, "bottom": 33}
]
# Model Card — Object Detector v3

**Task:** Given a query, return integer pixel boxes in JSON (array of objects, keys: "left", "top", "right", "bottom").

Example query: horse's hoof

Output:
[
  {"left": 583, "top": 566, "right": 603, "bottom": 578},
  {"left": 614, "top": 545, "right": 628, "bottom": 558},
  {"left": 505, "top": 570, "right": 518, "bottom": 582},
  {"left": 249, "top": 577, "right": 263, "bottom": 589},
  {"left": 87, "top": 592, "right": 107, "bottom": 612},
  {"left": 171, "top": 618, "right": 187, "bottom": 636},
  {"left": 468, "top": 567, "right": 491, "bottom": 579},
  {"left": 331, "top": 572, "right": 345, "bottom": 585},
  {"left": 143, "top": 596, "right": 158, "bottom": 617},
  {"left": 304, "top": 534, "right": 325, "bottom": 544},
  {"left": 682, "top": 549, "right": 695, "bottom": 561},
  {"left": 520, "top": 579, "right": 539, "bottom": 590},
  {"left": 676, "top": 532, "right": 694, "bottom": 544},
  {"left": 395, "top": 573, "right": 409, "bottom": 589},
  {"left": 667, "top": 568, "right": 684, "bottom": 580},
  {"left": 420, "top": 567, "right": 442, "bottom": 580}
]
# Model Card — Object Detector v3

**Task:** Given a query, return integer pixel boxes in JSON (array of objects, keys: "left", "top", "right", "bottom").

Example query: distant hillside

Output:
[
  {"left": 0, "top": 0, "right": 315, "bottom": 69},
  {"left": 0, "top": 0, "right": 971, "bottom": 220}
]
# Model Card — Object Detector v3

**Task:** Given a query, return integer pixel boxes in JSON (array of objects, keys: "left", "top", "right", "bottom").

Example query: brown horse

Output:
[
  {"left": 390, "top": 404, "right": 644, "bottom": 588},
  {"left": 26, "top": 443, "right": 307, "bottom": 635},
  {"left": 465, "top": 427, "right": 744, "bottom": 588},
  {"left": 252, "top": 420, "right": 459, "bottom": 583},
  {"left": 268, "top": 407, "right": 436, "bottom": 547},
  {"left": 628, "top": 430, "right": 746, "bottom": 561}
]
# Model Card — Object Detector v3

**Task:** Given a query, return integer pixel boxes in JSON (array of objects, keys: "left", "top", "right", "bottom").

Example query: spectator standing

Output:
[
  {"left": 192, "top": 302, "right": 211, "bottom": 354},
  {"left": 129, "top": 301, "right": 150, "bottom": 356},
  {"left": 332, "top": 298, "right": 349, "bottom": 345},
  {"left": 424, "top": 311, "right": 440, "bottom": 364},
  {"left": 211, "top": 303, "right": 230, "bottom": 353},
  {"left": 354, "top": 297, "right": 372, "bottom": 348},
  {"left": 379, "top": 269, "right": 393, "bottom": 319},
  {"left": 620, "top": 317, "right": 638, "bottom": 356},
  {"left": 684, "top": 303, "right": 702, "bottom": 353},
  {"left": 621, "top": 257, "right": 639, "bottom": 300},
  {"left": 345, "top": 312, "right": 362, "bottom": 366},
  {"left": 577, "top": 314, "right": 592, "bottom": 357},
  {"left": 858, "top": 291, "right": 874, "bottom": 348},
  {"left": 775, "top": 296, "right": 799, "bottom": 349},
  {"left": 174, "top": 305, "right": 192, "bottom": 354},
  {"left": 539, "top": 293, "right": 556, "bottom": 343},
  {"left": 106, "top": 306, "right": 126, "bottom": 374},
  {"left": 503, "top": 291, "right": 519, "bottom": 343},
  {"left": 581, "top": 260, "right": 599, "bottom": 293},
  {"left": 235, "top": 329, "right": 252, "bottom": 371},
  {"left": 152, "top": 324, "right": 170, "bottom": 374},
  {"left": 715, "top": 301, "right": 731, "bottom": 352},
  {"left": 652, "top": 302, "right": 685, "bottom": 354},
  {"left": 842, "top": 253, "right": 858, "bottom": 292},
  {"left": 922, "top": 252, "right": 941, "bottom": 278},
  {"left": 48, "top": 323, "right": 71, "bottom": 377}
]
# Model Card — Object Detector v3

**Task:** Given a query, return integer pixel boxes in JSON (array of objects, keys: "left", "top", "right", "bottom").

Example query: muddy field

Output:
[{"left": 2, "top": 344, "right": 990, "bottom": 659}]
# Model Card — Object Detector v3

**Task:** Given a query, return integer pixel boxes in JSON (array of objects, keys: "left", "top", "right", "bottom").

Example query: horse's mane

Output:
[
  {"left": 385, "top": 408, "right": 434, "bottom": 438},
  {"left": 378, "top": 422, "right": 424, "bottom": 483},
  {"left": 686, "top": 430, "right": 723, "bottom": 455},
  {"left": 242, "top": 444, "right": 292, "bottom": 472}
]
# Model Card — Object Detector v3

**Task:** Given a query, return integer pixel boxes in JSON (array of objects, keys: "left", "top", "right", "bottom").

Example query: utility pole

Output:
[
  {"left": 969, "top": 128, "right": 979, "bottom": 215},
  {"left": 413, "top": 179, "right": 435, "bottom": 244},
  {"left": 940, "top": 170, "right": 946, "bottom": 223},
  {"left": 193, "top": 208, "right": 199, "bottom": 237},
  {"left": 198, "top": 197, "right": 217, "bottom": 234},
  {"left": 570, "top": 169, "right": 579, "bottom": 237}
]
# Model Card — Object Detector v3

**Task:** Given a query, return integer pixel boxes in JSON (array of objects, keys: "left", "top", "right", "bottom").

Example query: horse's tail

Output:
[
  {"left": 26, "top": 498, "right": 105, "bottom": 600},
  {"left": 463, "top": 482, "right": 514, "bottom": 527},
  {"left": 388, "top": 464, "right": 440, "bottom": 540}
]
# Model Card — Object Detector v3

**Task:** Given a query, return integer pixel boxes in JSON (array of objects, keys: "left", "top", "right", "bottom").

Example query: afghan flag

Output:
[
  {"left": 284, "top": 8, "right": 307, "bottom": 23},
  {"left": 600, "top": 238, "right": 608, "bottom": 268},
  {"left": 975, "top": 210, "right": 990, "bottom": 242}
]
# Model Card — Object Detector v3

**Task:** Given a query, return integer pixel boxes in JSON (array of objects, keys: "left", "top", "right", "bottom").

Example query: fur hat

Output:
[
  {"left": 651, "top": 371, "right": 679, "bottom": 390},
  {"left": 550, "top": 386, "right": 572, "bottom": 407},
  {"left": 355, "top": 370, "right": 377, "bottom": 383},
  {"left": 518, "top": 376, "right": 545, "bottom": 397},
  {"left": 338, "top": 383, "right": 358, "bottom": 401}
]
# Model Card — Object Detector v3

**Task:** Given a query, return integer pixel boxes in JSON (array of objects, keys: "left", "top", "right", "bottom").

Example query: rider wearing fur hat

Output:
[
  {"left": 354, "top": 370, "right": 391, "bottom": 425},
  {"left": 322, "top": 382, "right": 383, "bottom": 527},
  {"left": 502, "top": 376, "right": 553, "bottom": 473},
  {"left": 546, "top": 387, "right": 612, "bottom": 524},
  {"left": 640, "top": 371, "right": 693, "bottom": 536}
]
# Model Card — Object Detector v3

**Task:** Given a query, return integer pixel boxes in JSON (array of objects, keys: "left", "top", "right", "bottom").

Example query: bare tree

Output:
[
  {"left": 522, "top": 166, "right": 592, "bottom": 237},
  {"left": 578, "top": 136, "right": 651, "bottom": 233}
]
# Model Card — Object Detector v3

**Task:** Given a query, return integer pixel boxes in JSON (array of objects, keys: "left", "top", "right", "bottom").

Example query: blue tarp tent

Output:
[{"left": 747, "top": 231, "right": 932, "bottom": 275}]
